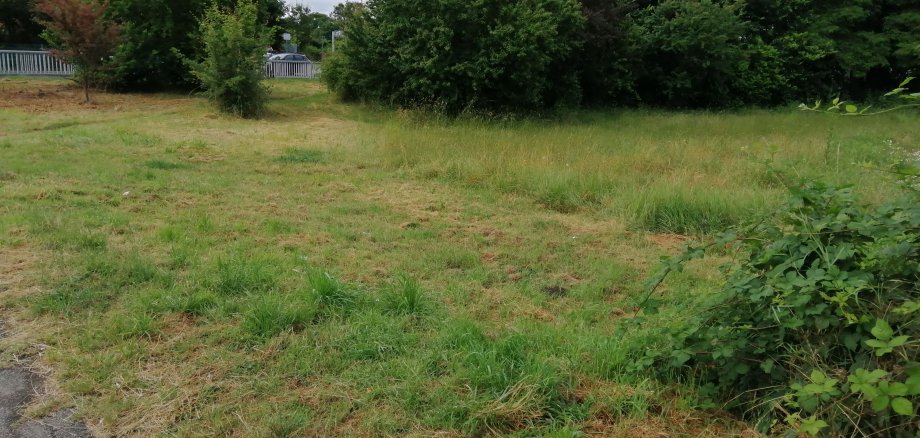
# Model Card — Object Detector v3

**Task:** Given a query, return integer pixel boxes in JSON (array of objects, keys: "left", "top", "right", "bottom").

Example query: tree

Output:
[
  {"left": 577, "top": 0, "right": 636, "bottom": 105},
  {"left": 279, "top": 4, "right": 335, "bottom": 60},
  {"left": 186, "top": 0, "right": 271, "bottom": 118},
  {"left": 33, "top": 0, "right": 121, "bottom": 103},
  {"left": 0, "top": 0, "right": 44, "bottom": 46},
  {"left": 630, "top": 0, "right": 750, "bottom": 107}
]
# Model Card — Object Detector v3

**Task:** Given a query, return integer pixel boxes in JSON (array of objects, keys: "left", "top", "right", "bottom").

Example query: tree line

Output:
[{"left": 325, "top": 0, "right": 920, "bottom": 112}]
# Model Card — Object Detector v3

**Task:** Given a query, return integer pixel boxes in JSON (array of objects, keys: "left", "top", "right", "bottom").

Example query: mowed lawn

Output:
[{"left": 0, "top": 77, "right": 917, "bottom": 436}]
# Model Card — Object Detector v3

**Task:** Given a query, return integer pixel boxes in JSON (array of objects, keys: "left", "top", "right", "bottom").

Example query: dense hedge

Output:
[
  {"left": 326, "top": 0, "right": 920, "bottom": 111},
  {"left": 326, "top": 0, "right": 585, "bottom": 113}
]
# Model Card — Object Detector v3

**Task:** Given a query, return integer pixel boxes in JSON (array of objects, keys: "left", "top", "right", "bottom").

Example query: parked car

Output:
[{"left": 268, "top": 53, "right": 311, "bottom": 62}]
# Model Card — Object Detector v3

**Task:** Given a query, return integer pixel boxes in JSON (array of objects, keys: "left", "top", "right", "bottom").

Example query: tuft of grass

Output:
[
  {"left": 211, "top": 255, "right": 279, "bottom": 295},
  {"left": 276, "top": 148, "right": 324, "bottom": 164},
  {"left": 265, "top": 406, "right": 311, "bottom": 437},
  {"left": 437, "top": 247, "right": 480, "bottom": 270},
  {"left": 382, "top": 275, "right": 426, "bottom": 315},
  {"left": 242, "top": 294, "right": 314, "bottom": 339},
  {"left": 33, "top": 285, "right": 104, "bottom": 315},
  {"left": 622, "top": 185, "right": 766, "bottom": 235},
  {"left": 173, "top": 290, "right": 221, "bottom": 317},
  {"left": 307, "top": 270, "right": 357, "bottom": 313},
  {"left": 426, "top": 321, "right": 579, "bottom": 434}
]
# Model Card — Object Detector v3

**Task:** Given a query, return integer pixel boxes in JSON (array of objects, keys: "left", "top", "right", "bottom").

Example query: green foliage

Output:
[
  {"left": 800, "top": 77, "right": 920, "bottom": 116},
  {"left": 645, "top": 180, "right": 920, "bottom": 435},
  {"left": 576, "top": 0, "right": 636, "bottom": 105},
  {"left": 324, "top": 0, "right": 585, "bottom": 113},
  {"left": 105, "top": 0, "right": 283, "bottom": 91},
  {"left": 630, "top": 0, "right": 749, "bottom": 107},
  {"left": 327, "top": 0, "right": 920, "bottom": 110},
  {"left": 278, "top": 4, "right": 335, "bottom": 60},
  {"left": 186, "top": 0, "right": 271, "bottom": 118}
]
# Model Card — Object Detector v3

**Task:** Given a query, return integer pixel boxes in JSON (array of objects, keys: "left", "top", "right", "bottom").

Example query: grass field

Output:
[{"left": 0, "top": 77, "right": 917, "bottom": 436}]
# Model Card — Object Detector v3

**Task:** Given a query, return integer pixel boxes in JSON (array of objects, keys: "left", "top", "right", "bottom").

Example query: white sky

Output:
[{"left": 284, "top": 0, "right": 342, "bottom": 15}]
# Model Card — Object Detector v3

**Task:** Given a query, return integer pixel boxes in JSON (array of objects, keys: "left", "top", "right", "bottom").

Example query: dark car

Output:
[{"left": 268, "top": 53, "right": 311, "bottom": 62}]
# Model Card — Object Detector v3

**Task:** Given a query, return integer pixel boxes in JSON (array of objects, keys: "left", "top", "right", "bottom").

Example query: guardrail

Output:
[
  {"left": 0, "top": 50, "right": 74, "bottom": 76},
  {"left": 264, "top": 60, "right": 320, "bottom": 79}
]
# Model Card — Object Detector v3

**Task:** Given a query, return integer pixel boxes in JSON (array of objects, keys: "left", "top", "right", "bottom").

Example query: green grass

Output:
[{"left": 0, "top": 78, "right": 916, "bottom": 436}]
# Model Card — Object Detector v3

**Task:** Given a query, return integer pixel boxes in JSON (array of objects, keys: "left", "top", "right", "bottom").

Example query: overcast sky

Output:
[{"left": 285, "top": 0, "right": 344, "bottom": 15}]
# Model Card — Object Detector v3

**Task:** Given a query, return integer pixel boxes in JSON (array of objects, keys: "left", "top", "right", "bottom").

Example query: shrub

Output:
[
  {"left": 186, "top": 0, "right": 271, "bottom": 118},
  {"left": 645, "top": 180, "right": 920, "bottom": 435},
  {"left": 324, "top": 0, "right": 585, "bottom": 113}
]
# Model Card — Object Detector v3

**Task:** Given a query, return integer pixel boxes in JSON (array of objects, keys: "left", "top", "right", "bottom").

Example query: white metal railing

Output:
[
  {"left": 0, "top": 50, "right": 74, "bottom": 76},
  {"left": 0, "top": 51, "right": 321, "bottom": 80},
  {"left": 264, "top": 61, "right": 321, "bottom": 79}
]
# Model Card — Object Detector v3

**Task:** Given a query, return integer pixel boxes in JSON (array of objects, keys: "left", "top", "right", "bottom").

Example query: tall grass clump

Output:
[
  {"left": 211, "top": 255, "right": 278, "bottom": 295},
  {"left": 307, "top": 270, "right": 357, "bottom": 314},
  {"left": 382, "top": 275, "right": 425, "bottom": 315},
  {"left": 242, "top": 293, "right": 314, "bottom": 339}
]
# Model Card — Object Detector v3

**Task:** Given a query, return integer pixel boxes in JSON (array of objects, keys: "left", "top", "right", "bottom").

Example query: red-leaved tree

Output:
[{"left": 33, "top": 0, "right": 121, "bottom": 103}]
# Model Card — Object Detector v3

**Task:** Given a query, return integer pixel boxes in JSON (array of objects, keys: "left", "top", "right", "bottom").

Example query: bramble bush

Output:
[{"left": 642, "top": 81, "right": 920, "bottom": 435}]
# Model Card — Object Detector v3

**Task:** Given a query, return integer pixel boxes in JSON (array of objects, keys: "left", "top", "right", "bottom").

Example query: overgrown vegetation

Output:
[
  {"left": 642, "top": 84, "right": 920, "bottom": 435},
  {"left": 0, "top": 79, "right": 917, "bottom": 435},
  {"left": 327, "top": 0, "right": 920, "bottom": 111},
  {"left": 103, "top": 0, "right": 284, "bottom": 91}
]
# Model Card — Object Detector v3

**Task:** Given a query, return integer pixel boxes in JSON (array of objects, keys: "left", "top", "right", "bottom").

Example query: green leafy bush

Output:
[
  {"left": 186, "top": 0, "right": 271, "bottom": 118},
  {"left": 323, "top": 0, "right": 585, "bottom": 113},
  {"left": 645, "top": 178, "right": 919, "bottom": 435}
]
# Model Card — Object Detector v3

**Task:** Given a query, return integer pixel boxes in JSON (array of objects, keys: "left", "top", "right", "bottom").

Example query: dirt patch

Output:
[
  {"left": 646, "top": 233, "right": 689, "bottom": 250},
  {"left": 0, "top": 78, "right": 190, "bottom": 113}
]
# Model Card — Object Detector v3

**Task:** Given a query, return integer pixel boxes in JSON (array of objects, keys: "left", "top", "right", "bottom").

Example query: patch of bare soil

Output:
[
  {"left": 0, "top": 78, "right": 190, "bottom": 113},
  {"left": 646, "top": 233, "right": 689, "bottom": 250}
]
